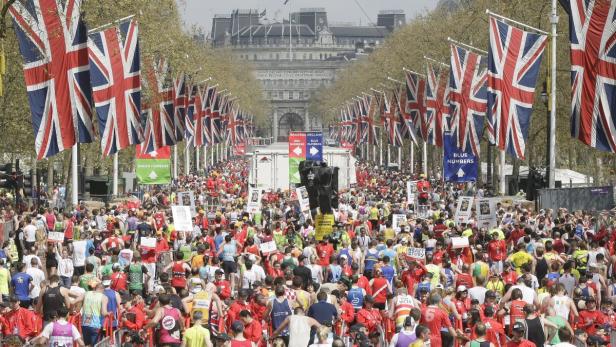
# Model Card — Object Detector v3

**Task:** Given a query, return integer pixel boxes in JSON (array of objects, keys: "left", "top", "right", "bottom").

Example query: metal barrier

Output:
[
  {"left": 93, "top": 328, "right": 125, "bottom": 347},
  {"left": 537, "top": 185, "right": 615, "bottom": 213}
]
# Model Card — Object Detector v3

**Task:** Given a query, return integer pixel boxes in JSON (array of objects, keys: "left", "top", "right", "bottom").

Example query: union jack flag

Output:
[
  {"left": 173, "top": 74, "right": 188, "bottom": 142},
  {"left": 425, "top": 63, "right": 451, "bottom": 148},
  {"left": 227, "top": 107, "right": 244, "bottom": 146},
  {"left": 192, "top": 84, "right": 205, "bottom": 147},
  {"left": 88, "top": 18, "right": 143, "bottom": 157},
  {"left": 383, "top": 92, "right": 403, "bottom": 147},
  {"left": 487, "top": 17, "right": 547, "bottom": 159},
  {"left": 560, "top": 0, "right": 616, "bottom": 152},
  {"left": 397, "top": 85, "right": 418, "bottom": 143},
  {"left": 9, "top": 0, "right": 95, "bottom": 159},
  {"left": 360, "top": 95, "right": 378, "bottom": 145},
  {"left": 449, "top": 44, "right": 488, "bottom": 156},
  {"left": 184, "top": 85, "right": 196, "bottom": 142},
  {"left": 404, "top": 70, "right": 426, "bottom": 142},
  {"left": 140, "top": 58, "right": 176, "bottom": 154},
  {"left": 211, "top": 91, "right": 222, "bottom": 143}
]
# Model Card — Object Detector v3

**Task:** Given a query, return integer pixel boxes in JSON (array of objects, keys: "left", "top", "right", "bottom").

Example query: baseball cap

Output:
[
  {"left": 485, "top": 290, "right": 496, "bottom": 298},
  {"left": 456, "top": 285, "right": 467, "bottom": 292},
  {"left": 102, "top": 280, "right": 111, "bottom": 287},
  {"left": 512, "top": 322, "right": 525, "bottom": 332}
]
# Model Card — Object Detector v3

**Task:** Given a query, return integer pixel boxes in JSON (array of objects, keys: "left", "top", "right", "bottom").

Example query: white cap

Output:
[{"left": 456, "top": 285, "right": 467, "bottom": 292}]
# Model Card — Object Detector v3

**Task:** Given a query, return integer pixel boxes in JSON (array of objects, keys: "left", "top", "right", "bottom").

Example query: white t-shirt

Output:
[
  {"left": 24, "top": 224, "right": 37, "bottom": 243},
  {"left": 468, "top": 286, "right": 488, "bottom": 304},
  {"left": 27, "top": 267, "right": 45, "bottom": 298},
  {"left": 23, "top": 255, "right": 42, "bottom": 270}
]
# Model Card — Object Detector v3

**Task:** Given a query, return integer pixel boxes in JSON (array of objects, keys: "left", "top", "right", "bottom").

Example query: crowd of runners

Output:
[{"left": 0, "top": 157, "right": 612, "bottom": 347}]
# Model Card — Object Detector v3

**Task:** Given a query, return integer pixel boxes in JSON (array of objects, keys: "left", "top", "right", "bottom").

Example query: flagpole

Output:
[
  {"left": 71, "top": 144, "right": 78, "bottom": 206},
  {"left": 387, "top": 144, "right": 390, "bottom": 167},
  {"left": 379, "top": 135, "right": 383, "bottom": 166},
  {"left": 112, "top": 153, "right": 118, "bottom": 196},
  {"left": 422, "top": 141, "right": 428, "bottom": 176},
  {"left": 217, "top": 143, "right": 221, "bottom": 164},
  {"left": 203, "top": 145, "right": 208, "bottom": 171},
  {"left": 196, "top": 147, "right": 200, "bottom": 172},
  {"left": 486, "top": 9, "right": 549, "bottom": 35},
  {"left": 499, "top": 150, "right": 506, "bottom": 195},
  {"left": 548, "top": 0, "right": 558, "bottom": 188},
  {"left": 410, "top": 142, "right": 414, "bottom": 174},
  {"left": 185, "top": 142, "right": 190, "bottom": 175},
  {"left": 210, "top": 145, "right": 214, "bottom": 166},
  {"left": 446, "top": 37, "right": 488, "bottom": 55},
  {"left": 398, "top": 147, "right": 402, "bottom": 168},
  {"left": 173, "top": 146, "right": 178, "bottom": 179}
]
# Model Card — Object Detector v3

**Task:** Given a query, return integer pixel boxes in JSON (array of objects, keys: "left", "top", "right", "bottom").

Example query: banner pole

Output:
[
  {"left": 499, "top": 150, "right": 506, "bottom": 195},
  {"left": 112, "top": 153, "right": 118, "bottom": 196},
  {"left": 71, "top": 144, "right": 78, "bottom": 206},
  {"left": 548, "top": 0, "right": 558, "bottom": 188}
]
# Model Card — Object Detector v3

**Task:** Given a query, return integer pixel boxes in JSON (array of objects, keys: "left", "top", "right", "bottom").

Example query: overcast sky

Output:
[{"left": 177, "top": 0, "right": 438, "bottom": 33}]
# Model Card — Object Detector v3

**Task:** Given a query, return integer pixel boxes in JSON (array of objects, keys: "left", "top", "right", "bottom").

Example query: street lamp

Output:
[{"left": 541, "top": 81, "right": 550, "bottom": 188}]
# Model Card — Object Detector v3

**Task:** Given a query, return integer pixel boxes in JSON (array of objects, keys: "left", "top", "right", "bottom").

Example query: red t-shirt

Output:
[
  {"left": 488, "top": 240, "right": 507, "bottom": 261},
  {"left": 420, "top": 306, "right": 452, "bottom": 346},
  {"left": 506, "top": 340, "right": 536, "bottom": 347},
  {"left": 316, "top": 243, "right": 334, "bottom": 266},
  {"left": 154, "top": 212, "right": 165, "bottom": 230},
  {"left": 370, "top": 277, "right": 389, "bottom": 304},
  {"left": 111, "top": 272, "right": 128, "bottom": 291}
]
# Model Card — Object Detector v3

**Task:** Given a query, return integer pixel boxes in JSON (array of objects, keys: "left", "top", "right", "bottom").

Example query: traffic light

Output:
[
  {"left": 20, "top": 170, "right": 34, "bottom": 198},
  {"left": 0, "top": 163, "right": 15, "bottom": 189},
  {"left": 299, "top": 160, "right": 322, "bottom": 209},
  {"left": 299, "top": 161, "right": 340, "bottom": 214}
]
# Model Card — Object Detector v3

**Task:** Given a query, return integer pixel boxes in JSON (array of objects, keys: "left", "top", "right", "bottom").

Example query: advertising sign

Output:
[{"left": 288, "top": 132, "right": 307, "bottom": 184}]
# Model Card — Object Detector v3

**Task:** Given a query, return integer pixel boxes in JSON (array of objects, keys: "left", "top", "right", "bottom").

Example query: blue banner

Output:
[
  {"left": 443, "top": 132, "right": 478, "bottom": 182},
  {"left": 306, "top": 132, "right": 323, "bottom": 161}
]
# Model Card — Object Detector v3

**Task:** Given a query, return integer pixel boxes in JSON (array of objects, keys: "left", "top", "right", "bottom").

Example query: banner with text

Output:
[
  {"left": 136, "top": 145, "right": 171, "bottom": 185},
  {"left": 443, "top": 132, "right": 478, "bottom": 182},
  {"left": 454, "top": 196, "right": 474, "bottom": 224}
]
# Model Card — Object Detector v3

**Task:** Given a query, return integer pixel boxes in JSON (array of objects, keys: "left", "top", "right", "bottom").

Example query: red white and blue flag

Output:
[
  {"left": 425, "top": 64, "right": 450, "bottom": 148},
  {"left": 88, "top": 18, "right": 143, "bottom": 156},
  {"left": 404, "top": 70, "right": 426, "bottom": 142},
  {"left": 211, "top": 91, "right": 222, "bottom": 144},
  {"left": 487, "top": 17, "right": 547, "bottom": 159},
  {"left": 191, "top": 84, "right": 205, "bottom": 147},
  {"left": 560, "top": 0, "right": 616, "bottom": 153},
  {"left": 173, "top": 74, "right": 188, "bottom": 143},
  {"left": 383, "top": 92, "right": 403, "bottom": 147},
  {"left": 184, "top": 85, "right": 197, "bottom": 144},
  {"left": 141, "top": 58, "right": 176, "bottom": 154},
  {"left": 9, "top": 0, "right": 95, "bottom": 159},
  {"left": 449, "top": 44, "right": 488, "bottom": 156}
]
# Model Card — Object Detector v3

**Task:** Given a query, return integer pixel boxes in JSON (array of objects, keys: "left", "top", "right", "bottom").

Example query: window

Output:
[
  {"left": 254, "top": 54, "right": 257, "bottom": 60},
  {"left": 278, "top": 91, "right": 283, "bottom": 99},
  {"left": 309, "top": 53, "right": 313, "bottom": 60},
  {"left": 276, "top": 53, "right": 279, "bottom": 60},
  {"left": 289, "top": 92, "right": 294, "bottom": 100}
]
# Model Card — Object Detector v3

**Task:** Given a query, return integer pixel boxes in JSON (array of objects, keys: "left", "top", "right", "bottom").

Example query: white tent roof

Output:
[{"left": 480, "top": 163, "right": 593, "bottom": 185}]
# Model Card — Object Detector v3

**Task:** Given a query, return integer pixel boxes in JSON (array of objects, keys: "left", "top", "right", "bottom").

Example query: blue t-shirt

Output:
[{"left": 11, "top": 272, "right": 32, "bottom": 300}]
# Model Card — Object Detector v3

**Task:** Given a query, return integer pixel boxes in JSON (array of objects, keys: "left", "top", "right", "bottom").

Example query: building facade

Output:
[{"left": 211, "top": 9, "right": 405, "bottom": 141}]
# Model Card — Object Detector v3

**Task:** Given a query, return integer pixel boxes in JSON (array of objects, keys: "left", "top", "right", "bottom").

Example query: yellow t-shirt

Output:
[
  {"left": 369, "top": 207, "right": 379, "bottom": 220},
  {"left": 426, "top": 263, "right": 441, "bottom": 286},
  {"left": 183, "top": 324, "right": 211, "bottom": 347},
  {"left": 410, "top": 340, "right": 426, "bottom": 347},
  {"left": 383, "top": 228, "right": 395, "bottom": 241},
  {"left": 510, "top": 251, "right": 533, "bottom": 273},
  {"left": 0, "top": 267, "right": 9, "bottom": 295}
]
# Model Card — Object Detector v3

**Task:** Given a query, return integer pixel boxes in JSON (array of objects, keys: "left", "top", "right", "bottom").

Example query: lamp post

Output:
[{"left": 541, "top": 81, "right": 549, "bottom": 187}]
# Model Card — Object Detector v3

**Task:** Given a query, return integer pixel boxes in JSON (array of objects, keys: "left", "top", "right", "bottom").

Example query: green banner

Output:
[
  {"left": 289, "top": 157, "right": 302, "bottom": 184},
  {"left": 136, "top": 159, "right": 171, "bottom": 185}
]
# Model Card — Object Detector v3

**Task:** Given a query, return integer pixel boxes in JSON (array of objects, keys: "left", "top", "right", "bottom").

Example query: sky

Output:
[{"left": 176, "top": 0, "right": 438, "bottom": 33}]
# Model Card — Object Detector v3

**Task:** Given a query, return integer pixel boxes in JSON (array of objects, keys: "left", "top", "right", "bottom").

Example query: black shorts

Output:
[{"left": 222, "top": 260, "right": 237, "bottom": 274}]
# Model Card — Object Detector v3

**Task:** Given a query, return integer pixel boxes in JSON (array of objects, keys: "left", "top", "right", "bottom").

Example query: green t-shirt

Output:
[
  {"left": 547, "top": 315, "right": 566, "bottom": 344},
  {"left": 79, "top": 274, "right": 96, "bottom": 291}
]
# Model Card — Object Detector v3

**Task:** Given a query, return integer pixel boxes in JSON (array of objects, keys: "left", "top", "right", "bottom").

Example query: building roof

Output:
[
  {"left": 238, "top": 23, "right": 315, "bottom": 38},
  {"left": 329, "top": 26, "right": 388, "bottom": 38}
]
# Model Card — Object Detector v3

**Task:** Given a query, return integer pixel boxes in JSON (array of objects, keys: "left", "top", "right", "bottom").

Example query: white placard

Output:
[
  {"left": 392, "top": 214, "right": 407, "bottom": 233},
  {"left": 454, "top": 196, "right": 474, "bottom": 224},
  {"left": 451, "top": 237, "right": 470, "bottom": 249},
  {"left": 140, "top": 237, "right": 157, "bottom": 249},
  {"left": 48, "top": 232, "right": 64, "bottom": 243},
  {"left": 259, "top": 240, "right": 277, "bottom": 254},
  {"left": 406, "top": 247, "right": 426, "bottom": 260},
  {"left": 246, "top": 189, "right": 262, "bottom": 214},
  {"left": 118, "top": 249, "right": 133, "bottom": 266},
  {"left": 73, "top": 240, "right": 87, "bottom": 267},
  {"left": 172, "top": 205, "right": 194, "bottom": 231},
  {"left": 406, "top": 181, "right": 418, "bottom": 204},
  {"left": 476, "top": 198, "right": 498, "bottom": 230},
  {"left": 296, "top": 186, "right": 311, "bottom": 212},
  {"left": 177, "top": 191, "right": 197, "bottom": 216}
]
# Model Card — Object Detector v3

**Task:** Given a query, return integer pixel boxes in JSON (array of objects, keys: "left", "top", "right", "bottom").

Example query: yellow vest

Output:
[{"left": 192, "top": 290, "right": 212, "bottom": 320}]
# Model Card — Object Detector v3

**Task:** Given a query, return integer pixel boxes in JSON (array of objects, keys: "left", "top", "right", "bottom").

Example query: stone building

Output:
[{"left": 211, "top": 8, "right": 405, "bottom": 141}]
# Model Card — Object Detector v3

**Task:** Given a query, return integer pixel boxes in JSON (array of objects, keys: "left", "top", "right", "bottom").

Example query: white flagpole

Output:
[
  {"left": 173, "top": 146, "right": 178, "bottom": 179},
  {"left": 185, "top": 142, "right": 190, "bottom": 175},
  {"left": 210, "top": 145, "right": 214, "bottom": 166},
  {"left": 373, "top": 142, "right": 376, "bottom": 162},
  {"left": 203, "top": 145, "right": 208, "bottom": 171},
  {"left": 217, "top": 143, "right": 221, "bottom": 163},
  {"left": 379, "top": 136, "right": 383, "bottom": 166},
  {"left": 398, "top": 147, "right": 402, "bottom": 168},
  {"left": 410, "top": 143, "right": 414, "bottom": 174},
  {"left": 196, "top": 147, "right": 200, "bottom": 171},
  {"left": 387, "top": 144, "right": 390, "bottom": 166},
  {"left": 112, "top": 153, "right": 118, "bottom": 196},
  {"left": 422, "top": 141, "right": 427, "bottom": 176},
  {"left": 499, "top": 150, "right": 506, "bottom": 195},
  {"left": 548, "top": 0, "right": 558, "bottom": 188},
  {"left": 71, "top": 145, "right": 78, "bottom": 206}
]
